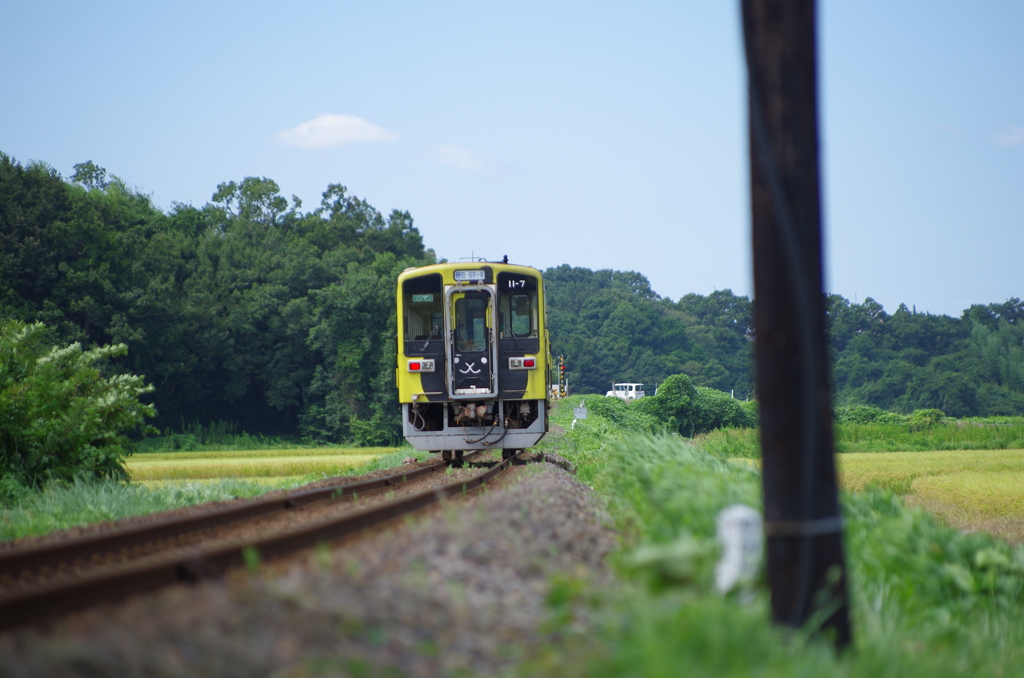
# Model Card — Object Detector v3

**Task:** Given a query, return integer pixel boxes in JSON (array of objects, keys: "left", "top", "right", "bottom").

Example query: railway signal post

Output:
[
  {"left": 556, "top": 355, "right": 567, "bottom": 398},
  {"left": 742, "top": 0, "right": 852, "bottom": 647}
]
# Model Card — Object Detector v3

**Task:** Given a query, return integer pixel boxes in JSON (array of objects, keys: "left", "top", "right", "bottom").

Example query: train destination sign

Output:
[{"left": 454, "top": 270, "right": 486, "bottom": 282}]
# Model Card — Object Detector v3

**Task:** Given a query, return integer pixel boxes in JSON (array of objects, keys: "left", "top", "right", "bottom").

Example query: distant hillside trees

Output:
[
  {"left": 827, "top": 295, "right": 1024, "bottom": 416},
  {"left": 0, "top": 153, "right": 434, "bottom": 443}
]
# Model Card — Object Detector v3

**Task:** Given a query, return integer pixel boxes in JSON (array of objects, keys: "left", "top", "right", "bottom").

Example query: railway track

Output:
[{"left": 0, "top": 449, "right": 521, "bottom": 631}]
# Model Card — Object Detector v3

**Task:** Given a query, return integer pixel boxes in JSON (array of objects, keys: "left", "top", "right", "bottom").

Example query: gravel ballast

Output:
[{"left": 0, "top": 458, "right": 616, "bottom": 677}]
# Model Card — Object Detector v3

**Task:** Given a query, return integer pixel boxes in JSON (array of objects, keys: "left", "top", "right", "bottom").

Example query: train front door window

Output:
[
  {"left": 455, "top": 297, "right": 488, "bottom": 352},
  {"left": 451, "top": 291, "right": 494, "bottom": 394}
]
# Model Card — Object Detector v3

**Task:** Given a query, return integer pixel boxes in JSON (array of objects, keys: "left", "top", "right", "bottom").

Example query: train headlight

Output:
[
  {"left": 508, "top": 356, "right": 537, "bottom": 370},
  {"left": 408, "top": 359, "right": 435, "bottom": 372}
]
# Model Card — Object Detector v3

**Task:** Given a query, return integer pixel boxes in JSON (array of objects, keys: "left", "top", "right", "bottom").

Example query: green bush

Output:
[
  {"left": 836, "top": 404, "right": 887, "bottom": 424},
  {"left": 739, "top": 398, "right": 758, "bottom": 425},
  {"left": 582, "top": 396, "right": 660, "bottom": 434},
  {"left": 908, "top": 408, "right": 946, "bottom": 430},
  {"left": 631, "top": 374, "right": 752, "bottom": 436},
  {"left": 632, "top": 374, "right": 698, "bottom": 434},
  {"left": 691, "top": 387, "right": 752, "bottom": 433},
  {"left": 835, "top": 404, "right": 906, "bottom": 425},
  {"left": 0, "top": 321, "right": 155, "bottom": 502}
]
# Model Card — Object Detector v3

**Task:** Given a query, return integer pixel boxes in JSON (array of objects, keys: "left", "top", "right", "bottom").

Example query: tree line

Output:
[
  {"left": 2, "top": 151, "right": 1022, "bottom": 451},
  {"left": 545, "top": 266, "right": 1024, "bottom": 418}
]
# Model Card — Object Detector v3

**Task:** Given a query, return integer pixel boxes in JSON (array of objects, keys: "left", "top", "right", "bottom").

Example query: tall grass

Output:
[
  {"left": 836, "top": 420, "right": 1024, "bottom": 452},
  {"left": 0, "top": 477, "right": 285, "bottom": 542},
  {"left": 693, "top": 426, "right": 761, "bottom": 458},
  {"left": 526, "top": 406, "right": 1024, "bottom": 677}
]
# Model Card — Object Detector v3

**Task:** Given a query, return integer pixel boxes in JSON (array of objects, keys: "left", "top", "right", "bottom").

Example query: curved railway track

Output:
[{"left": 0, "top": 450, "right": 521, "bottom": 631}]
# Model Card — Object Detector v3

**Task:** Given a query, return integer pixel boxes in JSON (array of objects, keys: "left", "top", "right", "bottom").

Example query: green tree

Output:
[
  {"left": 71, "top": 160, "right": 108, "bottom": 190},
  {"left": 0, "top": 321, "right": 155, "bottom": 499}
]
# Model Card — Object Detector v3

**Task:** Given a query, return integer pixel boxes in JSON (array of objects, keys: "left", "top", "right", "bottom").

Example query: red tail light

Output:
[
  {"left": 407, "top": 359, "right": 435, "bottom": 373},
  {"left": 509, "top": 356, "right": 537, "bottom": 370}
]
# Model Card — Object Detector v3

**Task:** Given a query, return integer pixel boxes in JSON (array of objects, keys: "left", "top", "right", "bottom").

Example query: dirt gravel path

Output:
[{"left": 0, "top": 456, "right": 616, "bottom": 678}]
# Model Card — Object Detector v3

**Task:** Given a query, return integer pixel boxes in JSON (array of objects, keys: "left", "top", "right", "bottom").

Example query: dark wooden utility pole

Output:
[{"left": 742, "top": 0, "right": 851, "bottom": 647}]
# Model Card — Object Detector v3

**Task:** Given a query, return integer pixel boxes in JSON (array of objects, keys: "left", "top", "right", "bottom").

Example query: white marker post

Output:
[{"left": 715, "top": 504, "right": 763, "bottom": 594}]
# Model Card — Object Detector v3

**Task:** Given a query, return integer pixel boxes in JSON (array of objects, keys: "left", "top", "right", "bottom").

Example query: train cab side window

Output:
[
  {"left": 497, "top": 273, "right": 538, "bottom": 339},
  {"left": 510, "top": 294, "right": 531, "bottom": 335},
  {"left": 402, "top": 273, "right": 443, "bottom": 342}
]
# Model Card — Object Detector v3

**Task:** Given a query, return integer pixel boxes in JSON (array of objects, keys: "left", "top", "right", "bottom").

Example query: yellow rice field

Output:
[
  {"left": 837, "top": 449, "right": 1024, "bottom": 495},
  {"left": 838, "top": 449, "right": 1024, "bottom": 541},
  {"left": 731, "top": 449, "right": 1024, "bottom": 541},
  {"left": 126, "top": 447, "right": 398, "bottom": 481}
]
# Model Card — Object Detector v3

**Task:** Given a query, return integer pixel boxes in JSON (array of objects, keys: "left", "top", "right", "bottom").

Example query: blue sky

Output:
[{"left": 2, "top": 1, "right": 1021, "bottom": 317}]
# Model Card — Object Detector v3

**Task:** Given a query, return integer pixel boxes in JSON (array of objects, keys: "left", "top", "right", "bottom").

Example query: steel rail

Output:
[
  {"left": 0, "top": 453, "right": 478, "bottom": 582},
  {"left": 0, "top": 450, "right": 518, "bottom": 631}
]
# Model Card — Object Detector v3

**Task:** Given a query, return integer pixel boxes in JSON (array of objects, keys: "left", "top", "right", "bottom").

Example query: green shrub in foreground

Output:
[{"left": 0, "top": 321, "right": 155, "bottom": 503}]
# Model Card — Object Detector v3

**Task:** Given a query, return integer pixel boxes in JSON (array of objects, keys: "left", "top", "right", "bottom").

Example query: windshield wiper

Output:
[
  {"left": 421, "top": 325, "right": 440, "bottom": 352},
  {"left": 507, "top": 325, "right": 523, "bottom": 351}
]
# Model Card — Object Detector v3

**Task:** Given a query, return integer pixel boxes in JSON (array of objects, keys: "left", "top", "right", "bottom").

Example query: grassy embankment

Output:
[
  {"left": 0, "top": 445, "right": 415, "bottom": 542},
  {"left": 524, "top": 396, "right": 1024, "bottom": 677}
]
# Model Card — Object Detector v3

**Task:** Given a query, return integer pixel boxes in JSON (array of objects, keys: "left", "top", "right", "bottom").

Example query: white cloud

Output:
[
  {"left": 435, "top": 144, "right": 486, "bottom": 173},
  {"left": 933, "top": 123, "right": 966, "bottom": 140},
  {"left": 276, "top": 114, "right": 398, "bottom": 149},
  {"left": 992, "top": 125, "right": 1024, "bottom": 148}
]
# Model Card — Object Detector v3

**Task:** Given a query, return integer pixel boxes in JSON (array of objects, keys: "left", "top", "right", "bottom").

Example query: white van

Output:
[{"left": 605, "top": 383, "right": 646, "bottom": 400}]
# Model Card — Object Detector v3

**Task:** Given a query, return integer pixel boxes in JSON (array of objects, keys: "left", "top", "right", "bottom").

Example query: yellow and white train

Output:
[{"left": 396, "top": 261, "right": 550, "bottom": 462}]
